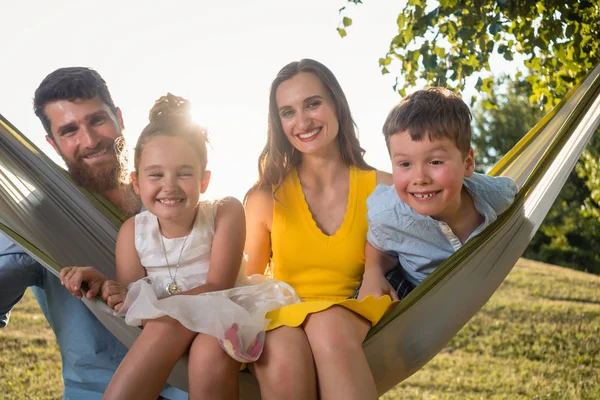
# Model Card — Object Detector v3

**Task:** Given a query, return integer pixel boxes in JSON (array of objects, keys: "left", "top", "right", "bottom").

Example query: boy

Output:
[{"left": 357, "top": 87, "right": 518, "bottom": 300}]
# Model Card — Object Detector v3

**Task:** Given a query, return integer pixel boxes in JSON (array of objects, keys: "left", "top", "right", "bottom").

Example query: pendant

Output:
[{"left": 166, "top": 280, "right": 181, "bottom": 295}]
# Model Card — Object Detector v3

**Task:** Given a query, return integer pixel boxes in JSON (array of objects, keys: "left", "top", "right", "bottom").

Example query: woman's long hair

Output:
[{"left": 245, "top": 59, "right": 373, "bottom": 203}]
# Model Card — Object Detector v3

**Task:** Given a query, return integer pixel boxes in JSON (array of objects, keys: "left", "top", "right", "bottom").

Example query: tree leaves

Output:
[
  {"left": 337, "top": 0, "right": 600, "bottom": 110},
  {"left": 472, "top": 77, "right": 600, "bottom": 272},
  {"left": 336, "top": 1, "right": 600, "bottom": 272}
]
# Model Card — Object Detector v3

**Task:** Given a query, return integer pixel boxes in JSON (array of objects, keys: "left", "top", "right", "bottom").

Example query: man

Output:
[{"left": 0, "top": 67, "right": 187, "bottom": 399}]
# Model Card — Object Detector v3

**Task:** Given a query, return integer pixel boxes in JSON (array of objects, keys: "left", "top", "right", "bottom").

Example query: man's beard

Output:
[{"left": 63, "top": 139, "right": 123, "bottom": 193}]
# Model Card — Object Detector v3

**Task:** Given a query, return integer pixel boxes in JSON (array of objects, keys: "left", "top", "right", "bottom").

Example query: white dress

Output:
[{"left": 116, "top": 201, "right": 300, "bottom": 363}]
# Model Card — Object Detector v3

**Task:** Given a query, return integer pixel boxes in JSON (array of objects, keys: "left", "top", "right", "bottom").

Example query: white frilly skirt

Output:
[{"left": 115, "top": 273, "right": 300, "bottom": 363}]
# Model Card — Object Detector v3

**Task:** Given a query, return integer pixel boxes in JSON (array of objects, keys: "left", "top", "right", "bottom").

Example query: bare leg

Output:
[
  {"left": 303, "top": 306, "right": 376, "bottom": 400},
  {"left": 250, "top": 326, "right": 317, "bottom": 400},
  {"left": 103, "top": 316, "right": 197, "bottom": 400},
  {"left": 188, "top": 333, "right": 241, "bottom": 400}
]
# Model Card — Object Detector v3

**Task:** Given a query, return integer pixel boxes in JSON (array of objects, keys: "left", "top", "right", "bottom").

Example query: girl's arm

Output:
[
  {"left": 184, "top": 197, "right": 246, "bottom": 295},
  {"left": 115, "top": 217, "right": 146, "bottom": 284},
  {"left": 106, "top": 217, "right": 146, "bottom": 310},
  {"left": 244, "top": 188, "right": 273, "bottom": 276}
]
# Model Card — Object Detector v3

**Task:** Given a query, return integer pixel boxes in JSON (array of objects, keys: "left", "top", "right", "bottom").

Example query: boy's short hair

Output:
[
  {"left": 33, "top": 67, "right": 118, "bottom": 138},
  {"left": 382, "top": 87, "right": 472, "bottom": 156}
]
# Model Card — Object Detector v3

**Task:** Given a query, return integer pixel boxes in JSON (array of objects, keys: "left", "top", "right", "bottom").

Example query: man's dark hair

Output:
[{"left": 33, "top": 67, "right": 118, "bottom": 138}]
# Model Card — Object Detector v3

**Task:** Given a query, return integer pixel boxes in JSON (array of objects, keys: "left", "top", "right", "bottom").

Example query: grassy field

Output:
[{"left": 1, "top": 258, "right": 599, "bottom": 399}]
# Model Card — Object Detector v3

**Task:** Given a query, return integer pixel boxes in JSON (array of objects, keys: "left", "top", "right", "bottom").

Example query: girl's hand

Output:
[
  {"left": 357, "top": 268, "right": 399, "bottom": 301},
  {"left": 101, "top": 280, "right": 128, "bottom": 310},
  {"left": 60, "top": 266, "right": 107, "bottom": 299}
]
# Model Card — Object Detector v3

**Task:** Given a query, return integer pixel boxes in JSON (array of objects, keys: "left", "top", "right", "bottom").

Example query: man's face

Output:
[{"left": 44, "top": 96, "right": 124, "bottom": 192}]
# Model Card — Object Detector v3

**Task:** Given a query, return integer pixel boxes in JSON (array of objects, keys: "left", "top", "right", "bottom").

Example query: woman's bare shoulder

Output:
[
  {"left": 375, "top": 169, "right": 393, "bottom": 185},
  {"left": 245, "top": 187, "right": 274, "bottom": 219}
]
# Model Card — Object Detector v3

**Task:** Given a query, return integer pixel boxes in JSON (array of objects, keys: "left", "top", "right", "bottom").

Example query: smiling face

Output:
[
  {"left": 389, "top": 131, "right": 475, "bottom": 222},
  {"left": 132, "top": 135, "right": 210, "bottom": 229},
  {"left": 275, "top": 72, "right": 340, "bottom": 157},
  {"left": 44, "top": 96, "right": 124, "bottom": 192}
]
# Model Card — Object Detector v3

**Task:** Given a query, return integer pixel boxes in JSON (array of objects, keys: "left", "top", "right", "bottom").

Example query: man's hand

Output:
[
  {"left": 101, "top": 280, "right": 128, "bottom": 312},
  {"left": 357, "top": 268, "right": 399, "bottom": 301},
  {"left": 60, "top": 266, "right": 107, "bottom": 299}
]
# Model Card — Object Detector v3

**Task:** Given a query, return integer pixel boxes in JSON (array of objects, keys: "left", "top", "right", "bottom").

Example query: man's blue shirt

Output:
[{"left": 0, "top": 234, "right": 187, "bottom": 399}]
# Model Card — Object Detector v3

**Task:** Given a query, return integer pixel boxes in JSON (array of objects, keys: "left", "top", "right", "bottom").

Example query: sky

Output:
[{"left": 0, "top": 0, "right": 515, "bottom": 201}]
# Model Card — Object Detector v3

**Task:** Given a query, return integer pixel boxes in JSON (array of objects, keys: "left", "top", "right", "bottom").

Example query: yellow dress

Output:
[{"left": 266, "top": 167, "right": 395, "bottom": 330}]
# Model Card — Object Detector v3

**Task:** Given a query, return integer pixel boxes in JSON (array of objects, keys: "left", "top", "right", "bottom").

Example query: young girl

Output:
[{"left": 60, "top": 93, "right": 298, "bottom": 400}]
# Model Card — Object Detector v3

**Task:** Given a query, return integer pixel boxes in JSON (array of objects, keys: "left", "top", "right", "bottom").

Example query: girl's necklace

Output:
[
  {"left": 158, "top": 210, "right": 198, "bottom": 295},
  {"left": 159, "top": 232, "right": 189, "bottom": 295}
]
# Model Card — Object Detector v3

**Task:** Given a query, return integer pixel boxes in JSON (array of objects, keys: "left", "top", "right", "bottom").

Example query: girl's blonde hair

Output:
[{"left": 120, "top": 93, "right": 209, "bottom": 183}]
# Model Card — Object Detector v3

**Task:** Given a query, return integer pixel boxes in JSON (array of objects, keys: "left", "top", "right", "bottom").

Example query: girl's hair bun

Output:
[{"left": 148, "top": 93, "right": 191, "bottom": 123}]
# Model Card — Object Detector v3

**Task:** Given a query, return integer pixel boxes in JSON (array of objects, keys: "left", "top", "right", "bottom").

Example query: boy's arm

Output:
[
  {"left": 358, "top": 242, "right": 400, "bottom": 301},
  {"left": 365, "top": 241, "right": 398, "bottom": 275}
]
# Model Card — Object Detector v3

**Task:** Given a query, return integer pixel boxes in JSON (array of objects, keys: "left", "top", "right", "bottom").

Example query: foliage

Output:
[
  {"left": 339, "top": 0, "right": 600, "bottom": 110},
  {"left": 338, "top": 0, "right": 600, "bottom": 273},
  {"left": 471, "top": 75, "right": 544, "bottom": 169},
  {"left": 471, "top": 75, "right": 600, "bottom": 274},
  {"left": 524, "top": 133, "right": 600, "bottom": 274}
]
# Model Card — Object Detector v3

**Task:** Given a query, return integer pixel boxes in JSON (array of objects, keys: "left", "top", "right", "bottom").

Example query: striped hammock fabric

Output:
[{"left": 1, "top": 63, "right": 599, "bottom": 397}]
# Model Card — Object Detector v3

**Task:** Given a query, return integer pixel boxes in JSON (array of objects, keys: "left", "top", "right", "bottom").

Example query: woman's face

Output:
[{"left": 275, "top": 72, "right": 340, "bottom": 156}]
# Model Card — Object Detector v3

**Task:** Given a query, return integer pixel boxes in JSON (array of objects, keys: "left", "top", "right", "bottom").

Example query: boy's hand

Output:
[
  {"left": 358, "top": 268, "right": 399, "bottom": 301},
  {"left": 101, "top": 280, "right": 128, "bottom": 311},
  {"left": 60, "top": 266, "right": 107, "bottom": 299}
]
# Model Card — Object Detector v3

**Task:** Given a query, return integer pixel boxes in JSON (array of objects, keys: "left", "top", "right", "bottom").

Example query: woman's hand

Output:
[
  {"left": 101, "top": 280, "right": 129, "bottom": 311},
  {"left": 60, "top": 266, "right": 107, "bottom": 299},
  {"left": 358, "top": 268, "right": 399, "bottom": 301}
]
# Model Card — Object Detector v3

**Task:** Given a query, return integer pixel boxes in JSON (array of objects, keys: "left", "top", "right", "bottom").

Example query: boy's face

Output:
[{"left": 389, "top": 131, "right": 475, "bottom": 222}]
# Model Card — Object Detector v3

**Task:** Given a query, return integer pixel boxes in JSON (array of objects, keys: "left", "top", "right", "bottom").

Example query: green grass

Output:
[
  {"left": 1, "top": 258, "right": 599, "bottom": 399},
  {"left": 382, "top": 259, "right": 600, "bottom": 400},
  {"left": 0, "top": 294, "right": 62, "bottom": 399}
]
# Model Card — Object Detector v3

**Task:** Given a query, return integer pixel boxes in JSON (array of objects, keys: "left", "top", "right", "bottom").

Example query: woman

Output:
[{"left": 245, "top": 59, "right": 396, "bottom": 400}]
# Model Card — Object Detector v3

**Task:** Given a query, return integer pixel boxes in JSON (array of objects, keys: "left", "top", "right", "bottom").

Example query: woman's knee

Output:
[
  {"left": 304, "top": 307, "right": 370, "bottom": 360},
  {"left": 253, "top": 327, "right": 314, "bottom": 387}
]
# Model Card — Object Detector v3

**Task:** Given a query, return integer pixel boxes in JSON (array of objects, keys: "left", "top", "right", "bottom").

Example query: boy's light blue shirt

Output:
[
  {"left": 367, "top": 173, "right": 518, "bottom": 287},
  {"left": 0, "top": 234, "right": 187, "bottom": 399}
]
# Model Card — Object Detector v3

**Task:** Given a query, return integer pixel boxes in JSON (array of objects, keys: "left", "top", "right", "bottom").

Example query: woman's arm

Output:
[
  {"left": 244, "top": 188, "right": 274, "bottom": 276},
  {"left": 185, "top": 197, "right": 246, "bottom": 295}
]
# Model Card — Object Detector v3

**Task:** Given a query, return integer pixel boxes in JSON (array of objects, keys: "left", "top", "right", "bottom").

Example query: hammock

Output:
[{"left": 1, "top": 63, "right": 599, "bottom": 398}]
